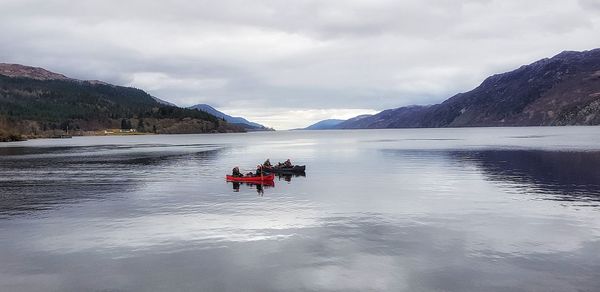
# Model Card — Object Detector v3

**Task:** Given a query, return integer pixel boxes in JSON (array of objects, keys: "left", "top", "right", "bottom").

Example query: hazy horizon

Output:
[{"left": 2, "top": 0, "right": 600, "bottom": 129}]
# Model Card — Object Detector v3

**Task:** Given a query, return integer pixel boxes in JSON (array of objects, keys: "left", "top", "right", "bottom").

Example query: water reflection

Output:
[
  {"left": 276, "top": 172, "right": 306, "bottom": 182},
  {"left": 230, "top": 181, "right": 275, "bottom": 195},
  {"left": 2, "top": 213, "right": 598, "bottom": 291},
  {"left": 227, "top": 170, "right": 306, "bottom": 195},
  {"left": 450, "top": 150, "right": 600, "bottom": 203},
  {"left": 0, "top": 145, "right": 223, "bottom": 217},
  {"left": 382, "top": 148, "right": 600, "bottom": 204},
  {"left": 2, "top": 129, "right": 600, "bottom": 292}
]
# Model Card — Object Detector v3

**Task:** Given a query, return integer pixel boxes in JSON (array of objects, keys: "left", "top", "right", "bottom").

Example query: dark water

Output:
[{"left": 1, "top": 127, "right": 600, "bottom": 292}]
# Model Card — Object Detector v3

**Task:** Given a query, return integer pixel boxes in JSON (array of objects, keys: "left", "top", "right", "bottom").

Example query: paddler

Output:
[
  {"left": 263, "top": 159, "right": 272, "bottom": 168},
  {"left": 255, "top": 165, "right": 264, "bottom": 176},
  {"left": 284, "top": 159, "right": 292, "bottom": 167},
  {"left": 232, "top": 166, "right": 242, "bottom": 177}
]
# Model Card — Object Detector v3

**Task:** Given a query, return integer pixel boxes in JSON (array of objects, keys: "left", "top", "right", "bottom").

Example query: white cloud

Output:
[{"left": 129, "top": 72, "right": 228, "bottom": 91}]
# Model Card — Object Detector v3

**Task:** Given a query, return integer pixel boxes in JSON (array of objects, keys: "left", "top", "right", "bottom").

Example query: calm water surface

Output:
[{"left": 1, "top": 127, "right": 600, "bottom": 291}]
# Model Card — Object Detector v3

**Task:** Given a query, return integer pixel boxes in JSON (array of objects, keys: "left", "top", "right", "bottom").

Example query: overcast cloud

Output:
[{"left": 1, "top": 0, "right": 599, "bottom": 129}]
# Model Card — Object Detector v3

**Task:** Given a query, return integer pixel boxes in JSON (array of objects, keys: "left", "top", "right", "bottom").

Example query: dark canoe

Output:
[{"left": 265, "top": 165, "right": 306, "bottom": 174}]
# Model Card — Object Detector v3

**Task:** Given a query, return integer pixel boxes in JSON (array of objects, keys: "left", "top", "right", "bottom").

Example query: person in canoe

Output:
[
  {"left": 232, "top": 166, "right": 243, "bottom": 177},
  {"left": 241, "top": 165, "right": 264, "bottom": 177},
  {"left": 263, "top": 159, "right": 272, "bottom": 168},
  {"left": 255, "top": 165, "right": 264, "bottom": 176},
  {"left": 283, "top": 159, "right": 293, "bottom": 167}
]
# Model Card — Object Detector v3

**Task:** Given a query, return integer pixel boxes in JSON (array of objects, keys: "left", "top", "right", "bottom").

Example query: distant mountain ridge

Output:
[
  {"left": 303, "top": 119, "right": 345, "bottom": 130},
  {"left": 338, "top": 49, "right": 600, "bottom": 129},
  {"left": 189, "top": 104, "right": 271, "bottom": 130}
]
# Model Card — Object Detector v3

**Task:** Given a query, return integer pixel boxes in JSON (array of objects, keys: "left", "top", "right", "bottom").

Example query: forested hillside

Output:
[{"left": 0, "top": 67, "right": 244, "bottom": 141}]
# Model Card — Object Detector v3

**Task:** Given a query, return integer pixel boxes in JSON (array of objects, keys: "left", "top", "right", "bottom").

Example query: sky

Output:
[{"left": 1, "top": 0, "right": 600, "bottom": 129}]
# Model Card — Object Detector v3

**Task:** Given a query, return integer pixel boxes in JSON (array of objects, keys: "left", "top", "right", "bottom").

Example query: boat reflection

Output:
[
  {"left": 275, "top": 172, "right": 306, "bottom": 182},
  {"left": 227, "top": 171, "right": 306, "bottom": 195},
  {"left": 230, "top": 180, "right": 275, "bottom": 195}
]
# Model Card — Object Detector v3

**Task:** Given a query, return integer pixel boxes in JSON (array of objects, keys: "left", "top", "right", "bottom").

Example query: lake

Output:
[{"left": 1, "top": 127, "right": 600, "bottom": 292}]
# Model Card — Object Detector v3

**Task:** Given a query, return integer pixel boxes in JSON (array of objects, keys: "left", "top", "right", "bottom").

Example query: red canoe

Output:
[{"left": 226, "top": 173, "right": 275, "bottom": 182}]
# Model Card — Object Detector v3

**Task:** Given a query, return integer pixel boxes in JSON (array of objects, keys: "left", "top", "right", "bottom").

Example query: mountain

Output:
[
  {"left": 0, "top": 63, "right": 70, "bottom": 80},
  {"left": 335, "top": 115, "right": 374, "bottom": 128},
  {"left": 303, "top": 119, "right": 345, "bottom": 130},
  {"left": 189, "top": 104, "right": 271, "bottom": 131},
  {"left": 339, "top": 49, "right": 600, "bottom": 129},
  {"left": 150, "top": 95, "right": 177, "bottom": 107},
  {"left": 0, "top": 64, "right": 244, "bottom": 141}
]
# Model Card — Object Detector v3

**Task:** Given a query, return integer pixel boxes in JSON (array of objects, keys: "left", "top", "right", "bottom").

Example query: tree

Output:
[
  {"left": 121, "top": 119, "right": 132, "bottom": 130},
  {"left": 137, "top": 118, "right": 145, "bottom": 132}
]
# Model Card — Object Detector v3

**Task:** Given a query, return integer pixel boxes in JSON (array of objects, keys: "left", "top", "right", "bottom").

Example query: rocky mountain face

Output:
[
  {"left": 0, "top": 64, "right": 244, "bottom": 141},
  {"left": 0, "top": 63, "right": 70, "bottom": 81},
  {"left": 339, "top": 49, "right": 600, "bottom": 129}
]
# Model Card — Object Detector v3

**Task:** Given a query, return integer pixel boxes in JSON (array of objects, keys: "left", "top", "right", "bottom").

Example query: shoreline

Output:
[
  {"left": 0, "top": 129, "right": 251, "bottom": 143},
  {"left": 3, "top": 124, "right": 600, "bottom": 143}
]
